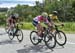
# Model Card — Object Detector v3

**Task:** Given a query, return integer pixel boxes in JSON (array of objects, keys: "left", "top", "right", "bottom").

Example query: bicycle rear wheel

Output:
[
  {"left": 55, "top": 31, "right": 67, "bottom": 46},
  {"left": 44, "top": 33, "right": 56, "bottom": 49},
  {"left": 30, "top": 31, "right": 42, "bottom": 45},
  {"left": 17, "top": 29, "right": 23, "bottom": 42}
]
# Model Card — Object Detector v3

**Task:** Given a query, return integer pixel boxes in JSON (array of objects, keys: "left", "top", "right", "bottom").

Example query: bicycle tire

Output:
[
  {"left": 8, "top": 32, "right": 14, "bottom": 40},
  {"left": 44, "top": 33, "right": 56, "bottom": 49},
  {"left": 55, "top": 31, "right": 67, "bottom": 46},
  {"left": 30, "top": 31, "right": 41, "bottom": 45},
  {"left": 17, "top": 29, "right": 23, "bottom": 42}
]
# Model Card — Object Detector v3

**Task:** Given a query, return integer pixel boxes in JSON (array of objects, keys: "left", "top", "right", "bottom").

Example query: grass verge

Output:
[{"left": 0, "top": 22, "right": 75, "bottom": 34}]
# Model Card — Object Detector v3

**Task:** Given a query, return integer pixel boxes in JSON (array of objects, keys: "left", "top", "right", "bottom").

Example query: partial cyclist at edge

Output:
[{"left": 6, "top": 13, "right": 19, "bottom": 34}]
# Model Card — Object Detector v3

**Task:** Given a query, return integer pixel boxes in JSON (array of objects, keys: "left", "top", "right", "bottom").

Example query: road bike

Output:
[
  {"left": 30, "top": 27, "right": 56, "bottom": 50},
  {"left": 5, "top": 23, "right": 23, "bottom": 42}
]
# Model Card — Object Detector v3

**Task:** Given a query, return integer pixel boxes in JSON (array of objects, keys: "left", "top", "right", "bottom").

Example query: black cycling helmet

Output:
[
  {"left": 10, "top": 13, "right": 19, "bottom": 19},
  {"left": 10, "top": 14, "right": 16, "bottom": 19}
]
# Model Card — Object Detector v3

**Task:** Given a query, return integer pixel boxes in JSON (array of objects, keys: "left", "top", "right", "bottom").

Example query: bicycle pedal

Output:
[{"left": 9, "top": 33, "right": 13, "bottom": 36}]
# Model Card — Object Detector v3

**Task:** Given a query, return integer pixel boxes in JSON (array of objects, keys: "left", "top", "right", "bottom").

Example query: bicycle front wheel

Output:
[
  {"left": 44, "top": 33, "right": 56, "bottom": 49},
  {"left": 55, "top": 31, "right": 67, "bottom": 46},
  {"left": 17, "top": 29, "right": 23, "bottom": 42}
]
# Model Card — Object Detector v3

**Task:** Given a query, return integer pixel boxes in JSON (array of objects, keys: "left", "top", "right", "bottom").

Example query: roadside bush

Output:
[{"left": 62, "top": 22, "right": 75, "bottom": 33}]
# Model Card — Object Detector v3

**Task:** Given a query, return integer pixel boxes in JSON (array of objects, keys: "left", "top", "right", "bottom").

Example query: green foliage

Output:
[
  {"left": 0, "top": 0, "right": 74, "bottom": 22},
  {"left": 62, "top": 22, "right": 75, "bottom": 33},
  {"left": 0, "top": 8, "right": 8, "bottom": 12},
  {"left": 21, "top": 22, "right": 75, "bottom": 33},
  {"left": 0, "top": 0, "right": 75, "bottom": 33},
  {"left": 72, "top": 1, "right": 75, "bottom": 8},
  {"left": 0, "top": 12, "right": 6, "bottom": 25},
  {"left": 22, "top": 22, "right": 35, "bottom": 30}
]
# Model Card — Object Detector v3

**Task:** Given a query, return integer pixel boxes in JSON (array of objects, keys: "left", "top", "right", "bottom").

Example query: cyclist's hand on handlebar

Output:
[{"left": 61, "top": 23, "right": 64, "bottom": 26}]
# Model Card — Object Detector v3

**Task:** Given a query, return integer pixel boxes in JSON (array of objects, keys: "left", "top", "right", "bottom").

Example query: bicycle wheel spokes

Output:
[
  {"left": 55, "top": 31, "right": 67, "bottom": 46},
  {"left": 17, "top": 30, "right": 23, "bottom": 42},
  {"left": 30, "top": 31, "right": 40, "bottom": 45},
  {"left": 44, "top": 33, "right": 56, "bottom": 49},
  {"left": 31, "top": 33, "right": 38, "bottom": 43}
]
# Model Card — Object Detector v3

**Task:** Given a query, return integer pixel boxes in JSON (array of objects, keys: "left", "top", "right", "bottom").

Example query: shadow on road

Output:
[
  {"left": 17, "top": 44, "right": 53, "bottom": 53},
  {"left": 0, "top": 39, "right": 19, "bottom": 45}
]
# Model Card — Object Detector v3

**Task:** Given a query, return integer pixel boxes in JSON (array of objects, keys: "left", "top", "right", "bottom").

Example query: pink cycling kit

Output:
[{"left": 33, "top": 15, "right": 49, "bottom": 26}]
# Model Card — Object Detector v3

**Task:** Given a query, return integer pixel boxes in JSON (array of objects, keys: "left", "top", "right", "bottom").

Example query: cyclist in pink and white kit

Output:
[{"left": 32, "top": 12, "right": 53, "bottom": 38}]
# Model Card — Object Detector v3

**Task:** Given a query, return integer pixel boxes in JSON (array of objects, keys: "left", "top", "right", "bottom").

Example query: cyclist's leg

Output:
[
  {"left": 47, "top": 22, "right": 54, "bottom": 32},
  {"left": 36, "top": 24, "right": 44, "bottom": 37},
  {"left": 32, "top": 20, "right": 43, "bottom": 37},
  {"left": 6, "top": 23, "right": 10, "bottom": 32},
  {"left": 7, "top": 23, "right": 13, "bottom": 35},
  {"left": 9, "top": 23, "right": 14, "bottom": 31},
  {"left": 9, "top": 23, "right": 16, "bottom": 34}
]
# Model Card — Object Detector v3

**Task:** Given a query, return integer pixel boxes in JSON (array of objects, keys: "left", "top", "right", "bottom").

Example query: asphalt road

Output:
[{"left": 0, "top": 28, "right": 75, "bottom": 53}]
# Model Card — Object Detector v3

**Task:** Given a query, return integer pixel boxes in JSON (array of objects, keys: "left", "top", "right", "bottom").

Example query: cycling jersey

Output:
[
  {"left": 33, "top": 15, "right": 49, "bottom": 23},
  {"left": 49, "top": 14, "right": 58, "bottom": 20},
  {"left": 49, "top": 14, "right": 59, "bottom": 22},
  {"left": 33, "top": 15, "right": 49, "bottom": 26},
  {"left": 7, "top": 15, "right": 17, "bottom": 27}
]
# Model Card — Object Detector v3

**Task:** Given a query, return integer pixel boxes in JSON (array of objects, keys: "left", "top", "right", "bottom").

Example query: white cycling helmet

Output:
[
  {"left": 41, "top": 12, "right": 48, "bottom": 18},
  {"left": 53, "top": 11, "right": 58, "bottom": 15}
]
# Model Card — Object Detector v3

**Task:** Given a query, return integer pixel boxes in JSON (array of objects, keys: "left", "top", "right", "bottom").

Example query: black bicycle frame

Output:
[{"left": 13, "top": 24, "right": 19, "bottom": 36}]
